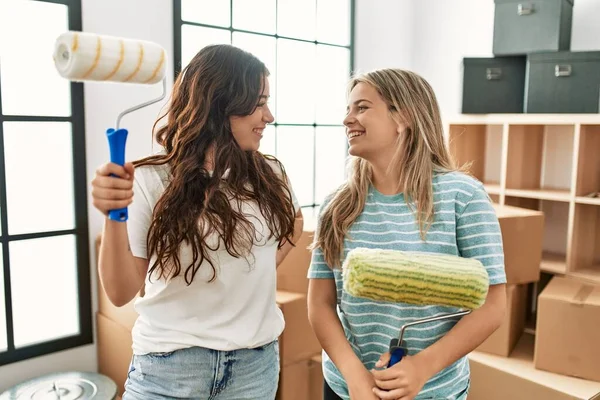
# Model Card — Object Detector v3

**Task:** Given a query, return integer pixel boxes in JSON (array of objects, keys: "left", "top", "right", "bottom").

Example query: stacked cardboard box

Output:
[
  {"left": 534, "top": 276, "right": 600, "bottom": 382},
  {"left": 275, "top": 217, "right": 324, "bottom": 399},
  {"left": 473, "top": 204, "right": 544, "bottom": 358}
]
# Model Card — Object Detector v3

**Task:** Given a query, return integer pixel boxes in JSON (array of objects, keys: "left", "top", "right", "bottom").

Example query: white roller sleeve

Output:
[{"left": 53, "top": 31, "right": 166, "bottom": 84}]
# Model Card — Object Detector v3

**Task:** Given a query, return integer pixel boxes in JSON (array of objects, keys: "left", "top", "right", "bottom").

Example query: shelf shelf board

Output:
[
  {"left": 575, "top": 196, "right": 600, "bottom": 206},
  {"left": 446, "top": 113, "right": 600, "bottom": 125},
  {"left": 504, "top": 188, "right": 571, "bottom": 202},
  {"left": 540, "top": 252, "right": 567, "bottom": 275},
  {"left": 569, "top": 266, "right": 600, "bottom": 285},
  {"left": 483, "top": 183, "right": 501, "bottom": 195}
]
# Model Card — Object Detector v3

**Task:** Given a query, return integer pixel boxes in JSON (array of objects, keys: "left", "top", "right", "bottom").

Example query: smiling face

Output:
[
  {"left": 230, "top": 77, "right": 275, "bottom": 152},
  {"left": 343, "top": 82, "right": 406, "bottom": 164}
]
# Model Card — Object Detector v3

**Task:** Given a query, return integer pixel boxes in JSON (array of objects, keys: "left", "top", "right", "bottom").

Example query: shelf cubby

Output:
[
  {"left": 575, "top": 124, "right": 600, "bottom": 204},
  {"left": 448, "top": 124, "right": 503, "bottom": 190},
  {"left": 446, "top": 114, "right": 600, "bottom": 284},
  {"left": 569, "top": 203, "right": 600, "bottom": 283},
  {"left": 505, "top": 124, "right": 574, "bottom": 202}
]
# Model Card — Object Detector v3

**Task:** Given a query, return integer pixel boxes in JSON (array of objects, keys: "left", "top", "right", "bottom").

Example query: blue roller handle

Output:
[
  {"left": 106, "top": 128, "right": 129, "bottom": 222},
  {"left": 388, "top": 338, "right": 406, "bottom": 367}
]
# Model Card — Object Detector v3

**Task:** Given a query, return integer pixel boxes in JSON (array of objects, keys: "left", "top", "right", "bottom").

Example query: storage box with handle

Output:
[
  {"left": 525, "top": 50, "right": 600, "bottom": 113},
  {"left": 493, "top": 0, "right": 574, "bottom": 56},
  {"left": 462, "top": 56, "right": 526, "bottom": 114}
]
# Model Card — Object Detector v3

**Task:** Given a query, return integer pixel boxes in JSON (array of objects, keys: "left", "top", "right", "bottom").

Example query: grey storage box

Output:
[
  {"left": 462, "top": 56, "right": 526, "bottom": 114},
  {"left": 525, "top": 51, "right": 600, "bottom": 113},
  {"left": 493, "top": 0, "right": 574, "bottom": 55}
]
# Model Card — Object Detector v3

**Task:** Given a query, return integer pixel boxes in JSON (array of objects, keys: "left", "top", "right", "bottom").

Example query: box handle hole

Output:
[
  {"left": 517, "top": 3, "right": 534, "bottom": 15},
  {"left": 486, "top": 68, "right": 503, "bottom": 80},
  {"left": 555, "top": 65, "right": 572, "bottom": 77}
]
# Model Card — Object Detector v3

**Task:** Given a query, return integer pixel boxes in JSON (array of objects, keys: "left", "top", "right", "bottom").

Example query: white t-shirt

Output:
[{"left": 126, "top": 158, "right": 299, "bottom": 355}]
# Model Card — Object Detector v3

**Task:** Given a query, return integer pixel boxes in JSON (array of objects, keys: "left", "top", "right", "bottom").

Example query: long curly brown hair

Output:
[{"left": 133, "top": 44, "right": 296, "bottom": 284}]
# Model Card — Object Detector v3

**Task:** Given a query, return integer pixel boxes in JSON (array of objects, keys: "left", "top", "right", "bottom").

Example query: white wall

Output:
[
  {"left": 0, "top": 0, "right": 173, "bottom": 391},
  {"left": 354, "top": 0, "right": 415, "bottom": 72},
  {"left": 355, "top": 0, "right": 600, "bottom": 118},
  {"left": 570, "top": 0, "right": 600, "bottom": 51},
  {"left": 410, "top": 0, "right": 495, "bottom": 118}
]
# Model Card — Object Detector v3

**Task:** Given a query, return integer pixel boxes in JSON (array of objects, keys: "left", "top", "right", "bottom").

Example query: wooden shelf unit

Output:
[{"left": 446, "top": 114, "right": 600, "bottom": 284}]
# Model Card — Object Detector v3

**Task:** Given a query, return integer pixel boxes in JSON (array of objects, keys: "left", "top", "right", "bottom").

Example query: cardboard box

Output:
[
  {"left": 476, "top": 284, "right": 528, "bottom": 356},
  {"left": 277, "top": 291, "right": 321, "bottom": 366},
  {"left": 469, "top": 335, "right": 600, "bottom": 400},
  {"left": 309, "top": 354, "right": 323, "bottom": 400},
  {"left": 97, "top": 312, "right": 133, "bottom": 397},
  {"left": 534, "top": 276, "right": 600, "bottom": 382},
  {"left": 277, "top": 217, "right": 317, "bottom": 295},
  {"left": 276, "top": 358, "right": 311, "bottom": 400},
  {"left": 493, "top": 204, "right": 544, "bottom": 285}
]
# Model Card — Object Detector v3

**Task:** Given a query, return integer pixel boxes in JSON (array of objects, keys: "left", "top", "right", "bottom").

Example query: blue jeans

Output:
[{"left": 122, "top": 340, "right": 280, "bottom": 399}]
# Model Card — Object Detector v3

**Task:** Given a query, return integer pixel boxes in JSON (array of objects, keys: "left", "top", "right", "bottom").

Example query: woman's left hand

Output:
[{"left": 370, "top": 353, "right": 430, "bottom": 400}]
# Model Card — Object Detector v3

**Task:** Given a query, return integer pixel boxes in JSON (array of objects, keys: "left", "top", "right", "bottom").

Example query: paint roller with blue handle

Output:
[
  {"left": 342, "top": 248, "right": 490, "bottom": 368},
  {"left": 386, "top": 310, "right": 471, "bottom": 367},
  {"left": 53, "top": 31, "right": 167, "bottom": 221}
]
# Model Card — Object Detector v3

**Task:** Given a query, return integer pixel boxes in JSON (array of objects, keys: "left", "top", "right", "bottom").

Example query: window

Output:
[
  {"left": 0, "top": 0, "right": 91, "bottom": 366},
  {"left": 174, "top": 0, "right": 354, "bottom": 212}
]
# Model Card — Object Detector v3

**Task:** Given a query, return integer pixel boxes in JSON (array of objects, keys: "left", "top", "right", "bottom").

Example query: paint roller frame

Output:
[
  {"left": 103, "top": 77, "right": 166, "bottom": 222},
  {"left": 387, "top": 309, "right": 471, "bottom": 367},
  {"left": 53, "top": 31, "right": 168, "bottom": 222}
]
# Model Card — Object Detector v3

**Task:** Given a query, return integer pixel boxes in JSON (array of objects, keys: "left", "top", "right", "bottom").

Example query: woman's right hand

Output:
[
  {"left": 91, "top": 162, "right": 135, "bottom": 216},
  {"left": 347, "top": 366, "right": 381, "bottom": 400}
]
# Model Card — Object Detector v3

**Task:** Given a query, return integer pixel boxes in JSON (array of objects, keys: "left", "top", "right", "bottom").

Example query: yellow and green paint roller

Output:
[{"left": 342, "top": 248, "right": 489, "bottom": 367}]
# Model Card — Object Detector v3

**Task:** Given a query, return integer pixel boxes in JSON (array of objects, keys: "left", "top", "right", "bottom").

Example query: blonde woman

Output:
[{"left": 307, "top": 69, "right": 507, "bottom": 400}]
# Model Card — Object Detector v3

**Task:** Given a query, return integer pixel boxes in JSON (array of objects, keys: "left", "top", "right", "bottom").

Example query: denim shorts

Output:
[{"left": 122, "top": 340, "right": 280, "bottom": 400}]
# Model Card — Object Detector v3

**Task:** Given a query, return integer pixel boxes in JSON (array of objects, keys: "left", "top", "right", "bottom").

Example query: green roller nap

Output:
[{"left": 342, "top": 248, "right": 490, "bottom": 310}]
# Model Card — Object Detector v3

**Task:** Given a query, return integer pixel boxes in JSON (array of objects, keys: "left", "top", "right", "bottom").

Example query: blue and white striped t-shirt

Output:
[{"left": 307, "top": 171, "right": 507, "bottom": 400}]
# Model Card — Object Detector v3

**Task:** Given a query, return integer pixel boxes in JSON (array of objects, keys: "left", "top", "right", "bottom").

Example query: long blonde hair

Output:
[{"left": 314, "top": 69, "right": 464, "bottom": 268}]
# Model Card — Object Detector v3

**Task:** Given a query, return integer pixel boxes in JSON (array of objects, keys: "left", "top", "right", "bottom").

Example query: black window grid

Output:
[{"left": 173, "top": 0, "right": 355, "bottom": 210}]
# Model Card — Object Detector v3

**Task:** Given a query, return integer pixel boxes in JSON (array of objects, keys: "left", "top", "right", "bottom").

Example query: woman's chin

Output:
[
  {"left": 349, "top": 146, "right": 381, "bottom": 163},
  {"left": 240, "top": 143, "right": 260, "bottom": 152},
  {"left": 348, "top": 145, "right": 363, "bottom": 158}
]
